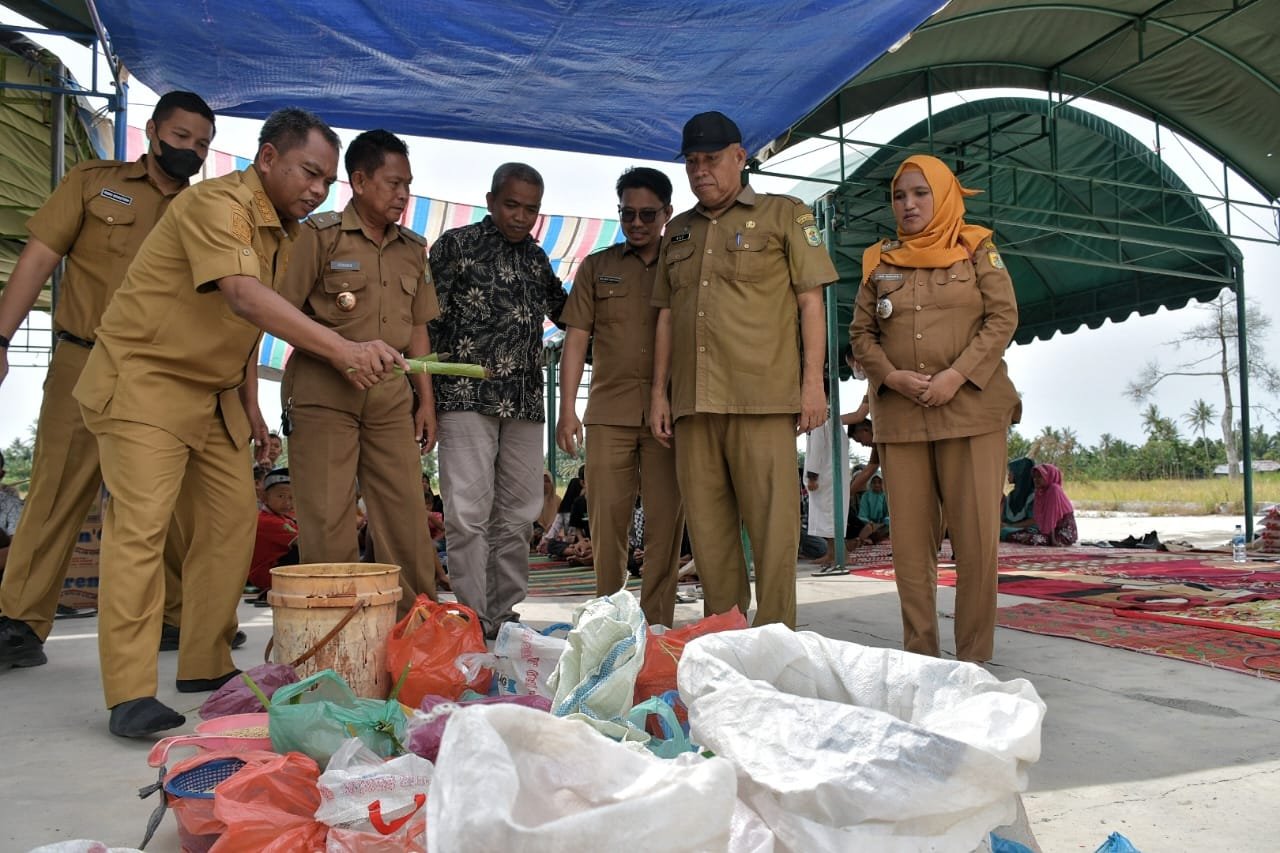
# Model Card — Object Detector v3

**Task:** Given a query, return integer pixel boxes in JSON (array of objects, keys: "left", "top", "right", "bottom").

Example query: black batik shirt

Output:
[{"left": 428, "top": 215, "right": 567, "bottom": 421}]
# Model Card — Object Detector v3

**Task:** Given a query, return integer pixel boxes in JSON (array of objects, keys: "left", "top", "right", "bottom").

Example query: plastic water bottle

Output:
[{"left": 1232, "top": 524, "right": 1247, "bottom": 564}]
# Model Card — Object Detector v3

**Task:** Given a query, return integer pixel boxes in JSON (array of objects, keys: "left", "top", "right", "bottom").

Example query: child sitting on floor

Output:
[
  {"left": 1006, "top": 463, "right": 1078, "bottom": 547},
  {"left": 248, "top": 468, "right": 299, "bottom": 603}
]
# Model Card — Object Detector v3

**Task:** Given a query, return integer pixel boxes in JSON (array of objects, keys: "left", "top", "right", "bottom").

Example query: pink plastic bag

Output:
[
  {"left": 210, "top": 752, "right": 327, "bottom": 852},
  {"left": 324, "top": 812, "right": 426, "bottom": 852},
  {"left": 406, "top": 694, "right": 550, "bottom": 762},
  {"left": 199, "top": 663, "right": 298, "bottom": 720}
]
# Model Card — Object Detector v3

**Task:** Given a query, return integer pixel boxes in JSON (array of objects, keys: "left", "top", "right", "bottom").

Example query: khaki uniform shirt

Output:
[
  {"left": 74, "top": 167, "right": 297, "bottom": 450},
  {"left": 850, "top": 242, "right": 1021, "bottom": 443},
  {"left": 25, "top": 157, "right": 182, "bottom": 341},
  {"left": 277, "top": 203, "right": 440, "bottom": 413},
  {"left": 651, "top": 186, "right": 838, "bottom": 420},
  {"left": 560, "top": 242, "right": 659, "bottom": 426}
]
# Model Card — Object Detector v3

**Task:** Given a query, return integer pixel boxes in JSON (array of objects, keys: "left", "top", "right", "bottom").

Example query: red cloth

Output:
[{"left": 248, "top": 509, "right": 297, "bottom": 590}]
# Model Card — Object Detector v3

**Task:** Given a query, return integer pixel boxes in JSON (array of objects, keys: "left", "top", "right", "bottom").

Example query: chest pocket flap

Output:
[
  {"left": 85, "top": 196, "right": 137, "bottom": 255},
  {"left": 324, "top": 271, "right": 368, "bottom": 293}
]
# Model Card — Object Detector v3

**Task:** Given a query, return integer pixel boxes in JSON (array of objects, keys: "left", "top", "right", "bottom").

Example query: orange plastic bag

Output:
[
  {"left": 387, "top": 595, "right": 491, "bottom": 707},
  {"left": 633, "top": 607, "right": 748, "bottom": 716},
  {"left": 210, "top": 752, "right": 327, "bottom": 853}
]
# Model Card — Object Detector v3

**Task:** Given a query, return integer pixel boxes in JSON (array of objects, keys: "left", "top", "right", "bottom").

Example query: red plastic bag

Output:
[
  {"left": 386, "top": 595, "right": 491, "bottom": 706},
  {"left": 210, "top": 752, "right": 327, "bottom": 853},
  {"left": 161, "top": 749, "right": 279, "bottom": 853},
  {"left": 633, "top": 607, "right": 748, "bottom": 718},
  {"left": 324, "top": 810, "right": 427, "bottom": 852}
]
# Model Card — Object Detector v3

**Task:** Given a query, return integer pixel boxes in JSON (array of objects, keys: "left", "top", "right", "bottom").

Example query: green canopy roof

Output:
[{"left": 819, "top": 96, "right": 1241, "bottom": 353}]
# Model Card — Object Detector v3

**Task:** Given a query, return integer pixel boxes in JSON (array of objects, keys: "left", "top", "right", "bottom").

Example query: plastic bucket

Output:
[{"left": 268, "top": 563, "right": 402, "bottom": 698}]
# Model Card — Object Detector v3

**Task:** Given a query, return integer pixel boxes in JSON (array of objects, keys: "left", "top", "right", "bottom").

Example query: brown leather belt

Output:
[{"left": 56, "top": 331, "right": 94, "bottom": 349}]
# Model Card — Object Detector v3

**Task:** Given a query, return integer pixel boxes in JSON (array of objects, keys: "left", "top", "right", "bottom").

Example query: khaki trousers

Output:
[
  {"left": 82, "top": 405, "right": 253, "bottom": 707},
  {"left": 878, "top": 429, "right": 1007, "bottom": 662},
  {"left": 673, "top": 413, "right": 799, "bottom": 628},
  {"left": 437, "top": 411, "right": 543, "bottom": 638},
  {"left": 0, "top": 343, "right": 184, "bottom": 640},
  {"left": 289, "top": 376, "right": 435, "bottom": 616},
  {"left": 586, "top": 424, "right": 685, "bottom": 627}
]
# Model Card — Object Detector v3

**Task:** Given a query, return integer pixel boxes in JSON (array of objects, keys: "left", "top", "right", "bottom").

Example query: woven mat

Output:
[{"left": 997, "top": 600, "right": 1280, "bottom": 680}]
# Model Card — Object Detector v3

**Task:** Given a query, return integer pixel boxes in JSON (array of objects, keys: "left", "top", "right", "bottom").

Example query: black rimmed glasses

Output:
[{"left": 618, "top": 207, "right": 661, "bottom": 224}]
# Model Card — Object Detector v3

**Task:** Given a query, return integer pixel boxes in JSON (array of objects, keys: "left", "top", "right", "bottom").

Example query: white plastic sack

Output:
[
  {"left": 679, "top": 625, "right": 1047, "bottom": 853},
  {"left": 315, "top": 737, "right": 433, "bottom": 831},
  {"left": 492, "top": 622, "right": 568, "bottom": 698},
  {"left": 548, "top": 590, "right": 646, "bottom": 732},
  {"left": 427, "top": 703, "right": 738, "bottom": 853},
  {"left": 29, "top": 845, "right": 142, "bottom": 853}
]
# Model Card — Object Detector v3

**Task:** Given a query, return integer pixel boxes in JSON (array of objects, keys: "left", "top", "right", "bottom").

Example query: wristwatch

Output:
[{"left": 0, "top": 333, "right": 10, "bottom": 349}]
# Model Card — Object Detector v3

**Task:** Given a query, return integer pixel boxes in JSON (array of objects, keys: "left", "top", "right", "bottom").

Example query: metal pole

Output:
[
  {"left": 113, "top": 79, "right": 128, "bottom": 160},
  {"left": 1235, "top": 266, "right": 1254, "bottom": 540},
  {"left": 545, "top": 352, "right": 559, "bottom": 478},
  {"left": 820, "top": 193, "right": 846, "bottom": 569},
  {"left": 50, "top": 63, "right": 66, "bottom": 333}
]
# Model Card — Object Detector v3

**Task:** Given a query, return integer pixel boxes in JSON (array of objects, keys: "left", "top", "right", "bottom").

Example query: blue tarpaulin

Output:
[{"left": 96, "top": 0, "right": 940, "bottom": 159}]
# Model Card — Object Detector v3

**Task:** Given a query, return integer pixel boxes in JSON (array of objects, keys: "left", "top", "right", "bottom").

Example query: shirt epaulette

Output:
[
  {"left": 399, "top": 226, "right": 428, "bottom": 247},
  {"left": 769, "top": 193, "right": 808, "bottom": 206},
  {"left": 74, "top": 159, "right": 128, "bottom": 172},
  {"left": 305, "top": 211, "right": 343, "bottom": 230}
]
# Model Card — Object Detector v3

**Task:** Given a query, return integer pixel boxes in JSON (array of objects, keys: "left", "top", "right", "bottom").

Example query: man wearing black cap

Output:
[{"left": 649, "top": 111, "right": 837, "bottom": 630}]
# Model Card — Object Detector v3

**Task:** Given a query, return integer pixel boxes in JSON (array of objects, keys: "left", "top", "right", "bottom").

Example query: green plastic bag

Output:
[{"left": 268, "top": 670, "right": 406, "bottom": 765}]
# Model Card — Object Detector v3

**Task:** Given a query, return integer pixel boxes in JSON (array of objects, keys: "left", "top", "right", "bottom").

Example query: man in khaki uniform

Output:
[
  {"left": 557, "top": 167, "right": 686, "bottom": 627},
  {"left": 73, "top": 108, "right": 405, "bottom": 737},
  {"left": 279, "top": 130, "right": 439, "bottom": 612},
  {"left": 0, "top": 92, "right": 217, "bottom": 671},
  {"left": 651, "top": 112, "right": 836, "bottom": 629}
]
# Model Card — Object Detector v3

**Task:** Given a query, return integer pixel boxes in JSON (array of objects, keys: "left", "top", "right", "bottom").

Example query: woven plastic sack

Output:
[
  {"left": 678, "top": 625, "right": 1047, "bottom": 853},
  {"left": 386, "top": 595, "right": 490, "bottom": 706},
  {"left": 548, "top": 591, "right": 646, "bottom": 736},
  {"left": 315, "top": 738, "right": 433, "bottom": 831},
  {"left": 406, "top": 693, "right": 551, "bottom": 763},
  {"left": 210, "top": 752, "right": 327, "bottom": 853},
  {"left": 268, "top": 670, "right": 407, "bottom": 766},
  {"left": 426, "top": 703, "right": 739, "bottom": 852},
  {"left": 199, "top": 663, "right": 298, "bottom": 720}
]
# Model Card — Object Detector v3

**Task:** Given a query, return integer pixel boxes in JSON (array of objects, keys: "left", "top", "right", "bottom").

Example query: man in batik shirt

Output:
[{"left": 428, "top": 162, "right": 566, "bottom": 638}]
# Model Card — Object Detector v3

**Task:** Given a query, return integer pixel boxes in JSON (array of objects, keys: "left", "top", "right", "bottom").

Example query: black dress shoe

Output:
[
  {"left": 161, "top": 625, "right": 246, "bottom": 651},
  {"left": 0, "top": 617, "right": 47, "bottom": 669},
  {"left": 159, "top": 623, "right": 181, "bottom": 652},
  {"left": 176, "top": 669, "right": 241, "bottom": 693},
  {"left": 109, "top": 697, "right": 186, "bottom": 738}
]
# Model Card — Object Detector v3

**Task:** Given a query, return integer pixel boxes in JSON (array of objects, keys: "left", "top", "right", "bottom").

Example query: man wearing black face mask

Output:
[{"left": 0, "top": 91, "right": 217, "bottom": 673}]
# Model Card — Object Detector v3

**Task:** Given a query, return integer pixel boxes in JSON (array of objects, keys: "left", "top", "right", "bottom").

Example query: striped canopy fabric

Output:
[{"left": 127, "top": 130, "right": 611, "bottom": 377}]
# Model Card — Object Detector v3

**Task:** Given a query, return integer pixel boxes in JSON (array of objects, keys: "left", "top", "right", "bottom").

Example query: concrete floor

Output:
[{"left": 3, "top": 557, "right": 1279, "bottom": 852}]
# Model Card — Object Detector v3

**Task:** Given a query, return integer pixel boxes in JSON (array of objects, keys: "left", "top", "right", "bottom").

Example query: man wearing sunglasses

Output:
[
  {"left": 557, "top": 168, "right": 686, "bottom": 627},
  {"left": 650, "top": 112, "right": 837, "bottom": 630}
]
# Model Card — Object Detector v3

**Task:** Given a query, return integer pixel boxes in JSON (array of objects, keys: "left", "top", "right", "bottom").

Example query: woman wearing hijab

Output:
[
  {"left": 531, "top": 470, "right": 560, "bottom": 548},
  {"left": 1000, "top": 456, "right": 1036, "bottom": 540},
  {"left": 851, "top": 154, "right": 1021, "bottom": 663},
  {"left": 851, "top": 472, "right": 890, "bottom": 546},
  {"left": 1007, "top": 464, "right": 1077, "bottom": 546}
]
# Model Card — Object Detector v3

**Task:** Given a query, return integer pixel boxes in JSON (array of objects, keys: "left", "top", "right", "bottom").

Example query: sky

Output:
[{"left": 3, "top": 11, "right": 1279, "bottom": 460}]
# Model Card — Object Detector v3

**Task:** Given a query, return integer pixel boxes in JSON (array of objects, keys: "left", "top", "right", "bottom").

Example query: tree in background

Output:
[
  {"left": 1127, "top": 293, "right": 1280, "bottom": 478},
  {"left": 1184, "top": 399, "right": 1218, "bottom": 473},
  {"left": 1, "top": 422, "right": 37, "bottom": 491}
]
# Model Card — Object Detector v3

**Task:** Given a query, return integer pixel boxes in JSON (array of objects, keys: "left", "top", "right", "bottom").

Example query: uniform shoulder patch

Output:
[
  {"left": 306, "top": 211, "right": 342, "bottom": 230},
  {"left": 229, "top": 203, "right": 253, "bottom": 245},
  {"left": 399, "top": 226, "right": 428, "bottom": 246}
]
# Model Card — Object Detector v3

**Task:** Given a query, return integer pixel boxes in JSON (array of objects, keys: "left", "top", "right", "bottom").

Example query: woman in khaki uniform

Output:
[{"left": 851, "top": 155, "right": 1020, "bottom": 663}]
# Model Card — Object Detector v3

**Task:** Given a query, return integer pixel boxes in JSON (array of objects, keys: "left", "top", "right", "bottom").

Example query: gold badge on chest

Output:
[{"left": 336, "top": 291, "right": 357, "bottom": 312}]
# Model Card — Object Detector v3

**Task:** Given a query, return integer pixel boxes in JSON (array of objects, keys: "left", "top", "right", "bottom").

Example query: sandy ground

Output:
[
  {"left": 3, "top": 515, "right": 1278, "bottom": 852},
  {"left": 1074, "top": 512, "right": 1252, "bottom": 549}
]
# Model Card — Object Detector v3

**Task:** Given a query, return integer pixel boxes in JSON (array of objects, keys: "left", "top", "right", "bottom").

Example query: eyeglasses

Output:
[{"left": 618, "top": 207, "right": 662, "bottom": 224}]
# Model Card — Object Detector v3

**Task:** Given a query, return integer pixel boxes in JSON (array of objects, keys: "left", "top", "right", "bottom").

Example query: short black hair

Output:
[
  {"left": 258, "top": 107, "right": 340, "bottom": 158},
  {"left": 850, "top": 418, "right": 873, "bottom": 434},
  {"left": 345, "top": 129, "right": 409, "bottom": 180},
  {"left": 490, "top": 162, "right": 544, "bottom": 195},
  {"left": 616, "top": 167, "right": 673, "bottom": 206},
  {"left": 152, "top": 91, "right": 215, "bottom": 128}
]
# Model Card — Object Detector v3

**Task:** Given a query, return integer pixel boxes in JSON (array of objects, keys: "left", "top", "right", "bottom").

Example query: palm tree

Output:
[{"left": 1183, "top": 399, "right": 1218, "bottom": 474}]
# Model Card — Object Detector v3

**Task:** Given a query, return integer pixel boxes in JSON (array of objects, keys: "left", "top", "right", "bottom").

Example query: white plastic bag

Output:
[
  {"left": 315, "top": 738, "right": 433, "bottom": 831},
  {"left": 548, "top": 591, "right": 646, "bottom": 732},
  {"left": 678, "top": 625, "right": 1047, "bottom": 853},
  {"left": 426, "top": 703, "right": 738, "bottom": 852},
  {"left": 491, "top": 621, "right": 568, "bottom": 697}
]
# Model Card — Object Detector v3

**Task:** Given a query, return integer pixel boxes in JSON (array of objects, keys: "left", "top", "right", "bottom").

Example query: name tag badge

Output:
[
  {"left": 100, "top": 188, "right": 132, "bottom": 206},
  {"left": 330, "top": 260, "right": 361, "bottom": 271},
  {"left": 670, "top": 233, "right": 690, "bottom": 244},
  {"left": 872, "top": 273, "right": 904, "bottom": 281},
  {"left": 598, "top": 275, "right": 622, "bottom": 283},
  {"left": 876, "top": 297, "right": 894, "bottom": 319}
]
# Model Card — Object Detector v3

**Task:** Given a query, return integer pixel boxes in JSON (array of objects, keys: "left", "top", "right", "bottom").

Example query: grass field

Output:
[{"left": 1066, "top": 474, "right": 1280, "bottom": 515}]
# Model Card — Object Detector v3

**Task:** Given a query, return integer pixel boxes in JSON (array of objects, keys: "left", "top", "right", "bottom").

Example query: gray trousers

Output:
[{"left": 437, "top": 411, "right": 544, "bottom": 637}]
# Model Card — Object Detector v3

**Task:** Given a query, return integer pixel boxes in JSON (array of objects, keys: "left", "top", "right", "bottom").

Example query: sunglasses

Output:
[{"left": 618, "top": 207, "right": 662, "bottom": 224}]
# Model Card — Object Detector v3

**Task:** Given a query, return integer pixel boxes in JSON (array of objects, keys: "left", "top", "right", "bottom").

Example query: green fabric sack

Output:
[{"left": 268, "top": 669, "right": 406, "bottom": 765}]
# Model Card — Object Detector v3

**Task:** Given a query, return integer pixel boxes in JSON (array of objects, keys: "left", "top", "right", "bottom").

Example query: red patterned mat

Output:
[{"left": 997, "top": 600, "right": 1280, "bottom": 680}]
